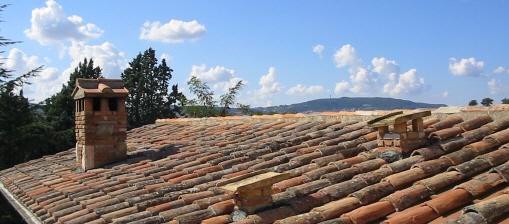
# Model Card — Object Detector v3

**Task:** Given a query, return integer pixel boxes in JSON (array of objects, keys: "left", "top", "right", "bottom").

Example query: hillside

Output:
[{"left": 252, "top": 97, "right": 446, "bottom": 113}]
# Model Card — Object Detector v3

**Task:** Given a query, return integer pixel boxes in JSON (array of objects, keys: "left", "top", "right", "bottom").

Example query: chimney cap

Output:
[
  {"left": 368, "top": 110, "right": 431, "bottom": 128},
  {"left": 217, "top": 170, "right": 290, "bottom": 214},
  {"left": 72, "top": 78, "right": 128, "bottom": 99},
  {"left": 218, "top": 171, "right": 290, "bottom": 193}
]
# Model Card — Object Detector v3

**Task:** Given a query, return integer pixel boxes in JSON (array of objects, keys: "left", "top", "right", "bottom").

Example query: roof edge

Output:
[{"left": 0, "top": 181, "right": 41, "bottom": 224}]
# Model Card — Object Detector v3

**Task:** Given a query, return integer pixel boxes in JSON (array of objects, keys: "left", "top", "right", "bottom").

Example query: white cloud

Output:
[
  {"left": 4, "top": 48, "right": 40, "bottom": 72},
  {"left": 312, "top": 44, "right": 324, "bottom": 58},
  {"left": 4, "top": 48, "right": 62, "bottom": 102},
  {"left": 333, "top": 44, "right": 361, "bottom": 68},
  {"left": 332, "top": 44, "right": 427, "bottom": 96},
  {"left": 383, "top": 69, "right": 426, "bottom": 96},
  {"left": 371, "top": 57, "right": 400, "bottom": 75},
  {"left": 25, "top": 0, "right": 103, "bottom": 45},
  {"left": 244, "top": 67, "right": 282, "bottom": 107},
  {"left": 442, "top": 91, "right": 449, "bottom": 98},
  {"left": 449, "top": 57, "right": 484, "bottom": 77},
  {"left": 488, "top": 78, "right": 501, "bottom": 94},
  {"left": 493, "top": 66, "right": 508, "bottom": 74},
  {"left": 257, "top": 67, "right": 282, "bottom": 96},
  {"left": 67, "top": 41, "right": 127, "bottom": 78},
  {"left": 349, "top": 67, "right": 379, "bottom": 94},
  {"left": 140, "top": 19, "right": 206, "bottom": 43},
  {"left": 334, "top": 81, "right": 350, "bottom": 94},
  {"left": 286, "top": 84, "right": 324, "bottom": 96},
  {"left": 189, "top": 64, "right": 244, "bottom": 92}
]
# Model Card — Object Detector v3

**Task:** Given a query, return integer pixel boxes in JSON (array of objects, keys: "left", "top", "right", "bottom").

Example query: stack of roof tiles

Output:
[{"left": 1, "top": 113, "right": 509, "bottom": 224}]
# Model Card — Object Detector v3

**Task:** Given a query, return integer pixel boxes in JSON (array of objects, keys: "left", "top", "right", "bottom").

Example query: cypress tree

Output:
[{"left": 121, "top": 48, "right": 184, "bottom": 128}]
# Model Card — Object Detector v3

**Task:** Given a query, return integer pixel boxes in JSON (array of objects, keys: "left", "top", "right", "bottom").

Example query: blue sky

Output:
[{"left": 2, "top": 0, "right": 508, "bottom": 106}]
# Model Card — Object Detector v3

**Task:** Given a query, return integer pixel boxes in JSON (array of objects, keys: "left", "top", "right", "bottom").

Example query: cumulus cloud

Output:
[
  {"left": 333, "top": 44, "right": 360, "bottom": 68},
  {"left": 189, "top": 64, "right": 244, "bottom": 92},
  {"left": 312, "top": 44, "right": 324, "bottom": 58},
  {"left": 493, "top": 66, "right": 508, "bottom": 74},
  {"left": 334, "top": 81, "right": 350, "bottom": 94},
  {"left": 349, "top": 67, "right": 379, "bottom": 94},
  {"left": 140, "top": 19, "right": 206, "bottom": 43},
  {"left": 371, "top": 57, "right": 400, "bottom": 75},
  {"left": 25, "top": 0, "right": 103, "bottom": 45},
  {"left": 257, "top": 67, "right": 282, "bottom": 96},
  {"left": 4, "top": 48, "right": 40, "bottom": 72},
  {"left": 4, "top": 48, "right": 62, "bottom": 102},
  {"left": 286, "top": 84, "right": 324, "bottom": 96},
  {"left": 332, "top": 44, "right": 427, "bottom": 96},
  {"left": 383, "top": 69, "right": 426, "bottom": 96},
  {"left": 244, "top": 67, "right": 282, "bottom": 107},
  {"left": 247, "top": 67, "right": 283, "bottom": 107},
  {"left": 449, "top": 57, "right": 484, "bottom": 77},
  {"left": 67, "top": 41, "right": 127, "bottom": 78}
]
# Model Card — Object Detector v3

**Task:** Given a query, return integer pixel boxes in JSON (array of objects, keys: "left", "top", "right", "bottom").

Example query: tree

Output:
[
  {"left": 481, "top": 98, "right": 494, "bottom": 107},
  {"left": 186, "top": 76, "right": 217, "bottom": 117},
  {"left": 238, "top": 103, "right": 253, "bottom": 115},
  {"left": 121, "top": 48, "right": 184, "bottom": 128},
  {"left": 502, "top": 98, "right": 509, "bottom": 104},
  {"left": 0, "top": 6, "right": 64, "bottom": 223},
  {"left": 219, "top": 80, "right": 244, "bottom": 116},
  {"left": 186, "top": 76, "right": 244, "bottom": 117},
  {"left": 0, "top": 4, "right": 41, "bottom": 169},
  {"left": 468, "top": 100, "right": 478, "bottom": 106},
  {"left": 44, "top": 58, "right": 102, "bottom": 149}
]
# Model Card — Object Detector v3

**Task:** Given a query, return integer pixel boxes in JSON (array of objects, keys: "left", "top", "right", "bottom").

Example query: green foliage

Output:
[
  {"left": 188, "top": 76, "right": 215, "bottom": 106},
  {"left": 186, "top": 76, "right": 245, "bottom": 117},
  {"left": 43, "top": 58, "right": 102, "bottom": 149},
  {"left": 468, "top": 99, "right": 478, "bottom": 106},
  {"left": 0, "top": 5, "right": 40, "bottom": 222},
  {"left": 481, "top": 97, "right": 494, "bottom": 107},
  {"left": 0, "top": 87, "right": 35, "bottom": 167},
  {"left": 238, "top": 103, "right": 255, "bottom": 115},
  {"left": 183, "top": 105, "right": 220, "bottom": 118},
  {"left": 121, "top": 48, "right": 184, "bottom": 128},
  {"left": 219, "top": 80, "right": 244, "bottom": 116},
  {"left": 0, "top": 4, "right": 43, "bottom": 169},
  {"left": 186, "top": 76, "right": 217, "bottom": 117},
  {"left": 502, "top": 98, "right": 509, "bottom": 104}
]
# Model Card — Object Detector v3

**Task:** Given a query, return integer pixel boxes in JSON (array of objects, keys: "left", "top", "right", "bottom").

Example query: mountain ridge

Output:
[{"left": 252, "top": 97, "right": 446, "bottom": 113}]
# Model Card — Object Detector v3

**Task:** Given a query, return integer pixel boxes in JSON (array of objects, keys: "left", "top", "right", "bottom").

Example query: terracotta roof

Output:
[{"left": 1, "top": 112, "right": 509, "bottom": 224}]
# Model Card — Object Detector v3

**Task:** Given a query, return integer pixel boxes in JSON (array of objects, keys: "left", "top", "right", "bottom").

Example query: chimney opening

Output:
[
  {"left": 108, "top": 98, "right": 118, "bottom": 111},
  {"left": 76, "top": 99, "right": 84, "bottom": 112},
  {"left": 92, "top": 97, "right": 101, "bottom": 111}
]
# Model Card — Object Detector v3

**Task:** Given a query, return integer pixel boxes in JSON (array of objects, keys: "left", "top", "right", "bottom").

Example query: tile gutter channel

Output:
[{"left": 0, "top": 181, "right": 41, "bottom": 224}]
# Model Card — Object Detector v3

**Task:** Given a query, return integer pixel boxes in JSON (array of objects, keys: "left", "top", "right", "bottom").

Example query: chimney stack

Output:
[
  {"left": 368, "top": 110, "right": 431, "bottom": 154},
  {"left": 72, "top": 78, "right": 129, "bottom": 170}
]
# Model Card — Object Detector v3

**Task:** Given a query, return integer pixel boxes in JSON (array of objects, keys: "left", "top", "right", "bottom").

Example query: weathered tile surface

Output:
[{"left": 1, "top": 114, "right": 509, "bottom": 224}]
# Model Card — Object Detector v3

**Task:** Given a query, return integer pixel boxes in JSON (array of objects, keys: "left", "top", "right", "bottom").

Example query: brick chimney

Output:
[
  {"left": 72, "top": 78, "right": 129, "bottom": 171},
  {"left": 368, "top": 110, "right": 431, "bottom": 154}
]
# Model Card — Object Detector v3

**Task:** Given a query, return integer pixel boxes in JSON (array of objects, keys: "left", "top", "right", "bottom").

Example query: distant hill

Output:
[{"left": 251, "top": 97, "right": 446, "bottom": 114}]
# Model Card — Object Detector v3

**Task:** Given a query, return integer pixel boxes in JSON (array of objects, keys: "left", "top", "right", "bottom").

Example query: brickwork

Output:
[{"left": 73, "top": 78, "right": 129, "bottom": 170}]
